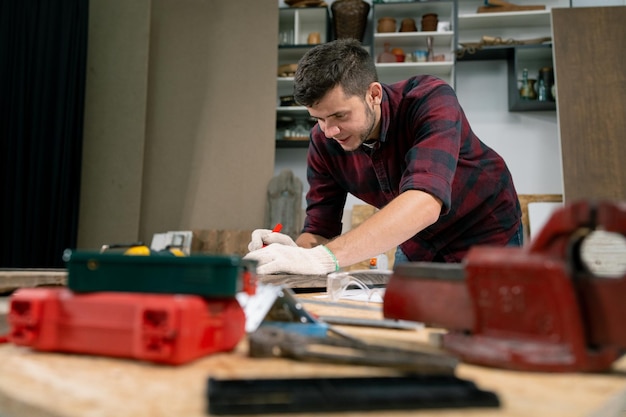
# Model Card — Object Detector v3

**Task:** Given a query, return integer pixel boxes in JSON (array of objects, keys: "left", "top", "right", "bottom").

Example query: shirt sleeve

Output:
[
  {"left": 398, "top": 82, "right": 464, "bottom": 215},
  {"left": 301, "top": 130, "right": 347, "bottom": 239}
]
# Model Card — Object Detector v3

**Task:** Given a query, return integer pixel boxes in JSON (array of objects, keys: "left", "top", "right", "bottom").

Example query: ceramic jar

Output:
[
  {"left": 421, "top": 13, "right": 438, "bottom": 32},
  {"left": 377, "top": 17, "right": 396, "bottom": 33},
  {"left": 399, "top": 18, "right": 417, "bottom": 32},
  {"left": 307, "top": 32, "right": 321, "bottom": 44}
]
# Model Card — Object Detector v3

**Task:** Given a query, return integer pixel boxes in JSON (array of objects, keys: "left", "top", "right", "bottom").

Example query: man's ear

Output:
[{"left": 368, "top": 82, "right": 383, "bottom": 105}]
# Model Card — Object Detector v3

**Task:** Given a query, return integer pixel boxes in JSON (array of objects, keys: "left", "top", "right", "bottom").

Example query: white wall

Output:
[{"left": 455, "top": 60, "right": 562, "bottom": 194}]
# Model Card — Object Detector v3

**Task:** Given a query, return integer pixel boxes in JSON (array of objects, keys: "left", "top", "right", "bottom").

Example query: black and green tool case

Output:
[{"left": 64, "top": 250, "right": 255, "bottom": 297}]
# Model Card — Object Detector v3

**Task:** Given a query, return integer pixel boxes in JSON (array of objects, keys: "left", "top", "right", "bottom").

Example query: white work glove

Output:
[
  {"left": 247, "top": 229, "right": 297, "bottom": 252},
  {"left": 243, "top": 244, "right": 339, "bottom": 275}
]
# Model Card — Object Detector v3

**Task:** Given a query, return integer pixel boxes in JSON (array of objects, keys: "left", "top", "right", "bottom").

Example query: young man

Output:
[{"left": 244, "top": 39, "right": 522, "bottom": 275}]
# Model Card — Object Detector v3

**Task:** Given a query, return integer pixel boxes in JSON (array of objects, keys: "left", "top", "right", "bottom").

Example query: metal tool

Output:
[
  {"left": 317, "top": 315, "right": 423, "bottom": 330},
  {"left": 383, "top": 200, "right": 626, "bottom": 372},
  {"left": 249, "top": 325, "right": 457, "bottom": 374},
  {"left": 247, "top": 286, "right": 457, "bottom": 374}
]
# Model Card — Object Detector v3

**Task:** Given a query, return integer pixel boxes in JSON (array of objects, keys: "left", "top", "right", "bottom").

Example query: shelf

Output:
[
  {"left": 371, "top": 1, "right": 457, "bottom": 87},
  {"left": 279, "top": 6, "right": 330, "bottom": 46},
  {"left": 376, "top": 61, "right": 454, "bottom": 79},
  {"left": 458, "top": 10, "right": 551, "bottom": 30},
  {"left": 278, "top": 45, "right": 316, "bottom": 66},
  {"left": 276, "top": 6, "right": 328, "bottom": 152},
  {"left": 509, "top": 99, "right": 556, "bottom": 112},
  {"left": 373, "top": 31, "right": 454, "bottom": 48},
  {"left": 373, "top": 1, "right": 456, "bottom": 20},
  {"left": 276, "top": 140, "right": 309, "bottom": 149},
  {"left": 514, "top": 43, "right": 553, "bottom": 60},
  {"left": 276, "top": 106, "right": 307, "bottom": 113},
  {"left": 456, "top": 45, "right": 514, "bottom": 61},
  {"left": 507, "top": 44, "right": 555, "bottom": 112}
]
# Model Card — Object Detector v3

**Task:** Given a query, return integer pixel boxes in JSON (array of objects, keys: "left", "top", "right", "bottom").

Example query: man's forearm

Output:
[
  {"left": 296, "top": 232, "right": 329, "bottom": 248},
  {"left": 326, "top": 190, "right": 442, "bottom": 268}
]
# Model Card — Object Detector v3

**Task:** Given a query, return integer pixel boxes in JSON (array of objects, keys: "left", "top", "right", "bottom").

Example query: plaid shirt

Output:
[{"left": 302, "top": 75, "right": 522, "bottom": 262}]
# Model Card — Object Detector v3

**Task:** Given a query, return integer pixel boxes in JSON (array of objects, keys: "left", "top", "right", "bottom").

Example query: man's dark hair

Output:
[{"left": 293, "top": 39, "right": 378, "bottom": 107}]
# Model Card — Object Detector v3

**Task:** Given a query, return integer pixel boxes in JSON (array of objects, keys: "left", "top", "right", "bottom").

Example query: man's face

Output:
[{"left": 307, "top": 84, "right": 380, "bottom": 152}]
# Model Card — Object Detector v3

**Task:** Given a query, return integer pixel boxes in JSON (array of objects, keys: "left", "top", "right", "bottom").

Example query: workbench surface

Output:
[{"left": 0, "top": 291, "right": 625, "bottom": 417}]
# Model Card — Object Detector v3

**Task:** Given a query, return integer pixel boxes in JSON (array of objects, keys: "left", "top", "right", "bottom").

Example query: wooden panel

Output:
[
  {"left": 552, "top": 7, "right": 626, "bottom": 202},
  {"left": 517, "top": 194, "right": 563, "bottom": 241},
  {"left": 191, "top": 230, "right": 254, "bottom": 257},
  {"left": 0, "top": 270, "right": 67, "bottom": 294}
]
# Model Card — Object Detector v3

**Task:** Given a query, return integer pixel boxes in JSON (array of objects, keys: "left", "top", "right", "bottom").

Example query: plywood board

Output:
[
  {"left": 552, "top": 7, "right": 626, "bottom": 202},
  {"left": 0, "top": 270, "right": 67, "bottom": 294}
]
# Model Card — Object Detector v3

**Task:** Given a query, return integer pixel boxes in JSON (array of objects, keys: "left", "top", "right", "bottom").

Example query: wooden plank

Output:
[
  {"left": 517, "top": 194, "right": 562, "bottom": 242},
  {"left": 0, "top": 270, "right": 67, "bottom": 294},
  {"left": 552, "top": 7, "right": 626, "bottom": 202},
  {"left": 191, "top": 229, "right": 254, "bottom": 257}
]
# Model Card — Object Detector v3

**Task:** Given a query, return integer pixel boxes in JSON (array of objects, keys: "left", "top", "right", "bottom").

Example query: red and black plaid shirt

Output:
[{"left": 302, "top": 75, "right": 522, "bottom": 262}]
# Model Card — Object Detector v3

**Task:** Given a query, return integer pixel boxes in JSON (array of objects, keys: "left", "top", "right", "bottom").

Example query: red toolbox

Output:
[{"left": 8, "top": 287, "right": 245, "bottom": 365}]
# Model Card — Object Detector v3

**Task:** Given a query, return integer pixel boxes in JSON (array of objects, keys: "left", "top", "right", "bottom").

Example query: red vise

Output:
[{"left": 384, "top": 200, "right": 626, "bottom": 372}]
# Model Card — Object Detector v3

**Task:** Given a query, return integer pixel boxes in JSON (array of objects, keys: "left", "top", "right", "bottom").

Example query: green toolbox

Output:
[{"left": 64, "top": 250, "right": 255, "bottom": 297}]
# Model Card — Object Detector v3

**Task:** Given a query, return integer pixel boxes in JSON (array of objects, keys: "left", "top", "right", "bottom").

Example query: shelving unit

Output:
[
  {"left": 455, "top": 0, "right": 569, "bottom": 111},
  {"left": 276, "top": 7, "right": 330, "bottom": 146},
  {"left": 457, "top": 9, "right": 551, "bottom": 30},
  {"left": 508, "top": 44, "right": 555, "bottom": 111},
  {"left": 275, "top": 0, "right": 567, "bottom": 149},
  {"left": 371, "top": 1, "right": 457, "bottom": 87}
]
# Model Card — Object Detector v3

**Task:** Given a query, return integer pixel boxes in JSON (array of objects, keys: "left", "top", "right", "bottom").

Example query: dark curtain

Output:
[{"left": 0, "top": 0, "right": 88, "bottom": 267}]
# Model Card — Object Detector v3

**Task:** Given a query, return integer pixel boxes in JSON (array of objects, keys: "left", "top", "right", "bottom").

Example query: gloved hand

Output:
[
  {"left": 247, "top": 229, "right": 297, "bottom": 252},
  {"left": 243, "top": 244, "right": 339, "bottom": 275}
]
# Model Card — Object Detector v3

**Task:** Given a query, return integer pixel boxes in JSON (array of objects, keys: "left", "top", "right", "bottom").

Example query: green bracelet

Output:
[{"left": 321, "top": 245, "right": 340, "bottom": 272}]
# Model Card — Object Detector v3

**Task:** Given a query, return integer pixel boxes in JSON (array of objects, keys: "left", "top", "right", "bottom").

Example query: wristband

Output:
[{"left": 321, "top": 245, "right": 340, "bottom": 272}]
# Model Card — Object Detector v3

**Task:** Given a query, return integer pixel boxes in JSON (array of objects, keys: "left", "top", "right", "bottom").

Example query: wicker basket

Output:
[{"left": 331, "top": 0, "right": 370, "bottom": 42}]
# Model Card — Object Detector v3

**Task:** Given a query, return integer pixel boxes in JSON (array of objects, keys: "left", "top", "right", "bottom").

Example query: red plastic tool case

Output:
[{"left": 8, "top": 287, "right": 245, "bottom": 365}]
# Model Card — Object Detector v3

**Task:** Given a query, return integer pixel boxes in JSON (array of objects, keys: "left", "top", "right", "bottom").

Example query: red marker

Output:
[{"left": 263, "top": 223, "right": 282, "bottom": 247}]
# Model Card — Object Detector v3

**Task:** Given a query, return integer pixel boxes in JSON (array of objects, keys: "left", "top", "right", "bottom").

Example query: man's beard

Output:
[{"left": 347, "top": 102, "right": 377, "bottom": 152}]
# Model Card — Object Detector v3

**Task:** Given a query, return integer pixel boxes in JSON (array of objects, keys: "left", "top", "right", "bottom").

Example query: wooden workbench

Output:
[{"left": 1, "top": 284, "right": 625, "bottom": 417}]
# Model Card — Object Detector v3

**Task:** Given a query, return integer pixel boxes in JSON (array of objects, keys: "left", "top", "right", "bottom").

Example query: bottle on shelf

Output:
[
  {"left": 538, "top": 66, "right": 555, "bottom": 101},
  {"left": 519, "top": 68, "right": 537, "bottom": 100},
  {"left": 537, "top": 78, "right": 548, "bottom": 102},
  {"left": 377, "top": 43, "right": 396, "bottom": 63},
  {"left": 426, "top": 36, "right": 434, "bottom": 62}
]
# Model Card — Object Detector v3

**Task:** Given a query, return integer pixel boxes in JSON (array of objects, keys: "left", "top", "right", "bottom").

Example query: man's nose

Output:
[{"left": 324, "top": 125, "right": 340, "bottom": 138}]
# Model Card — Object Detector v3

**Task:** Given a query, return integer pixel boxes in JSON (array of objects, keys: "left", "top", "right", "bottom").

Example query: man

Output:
[{"left": 244, "top": 39, "right": 522, "bottom": 275}]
